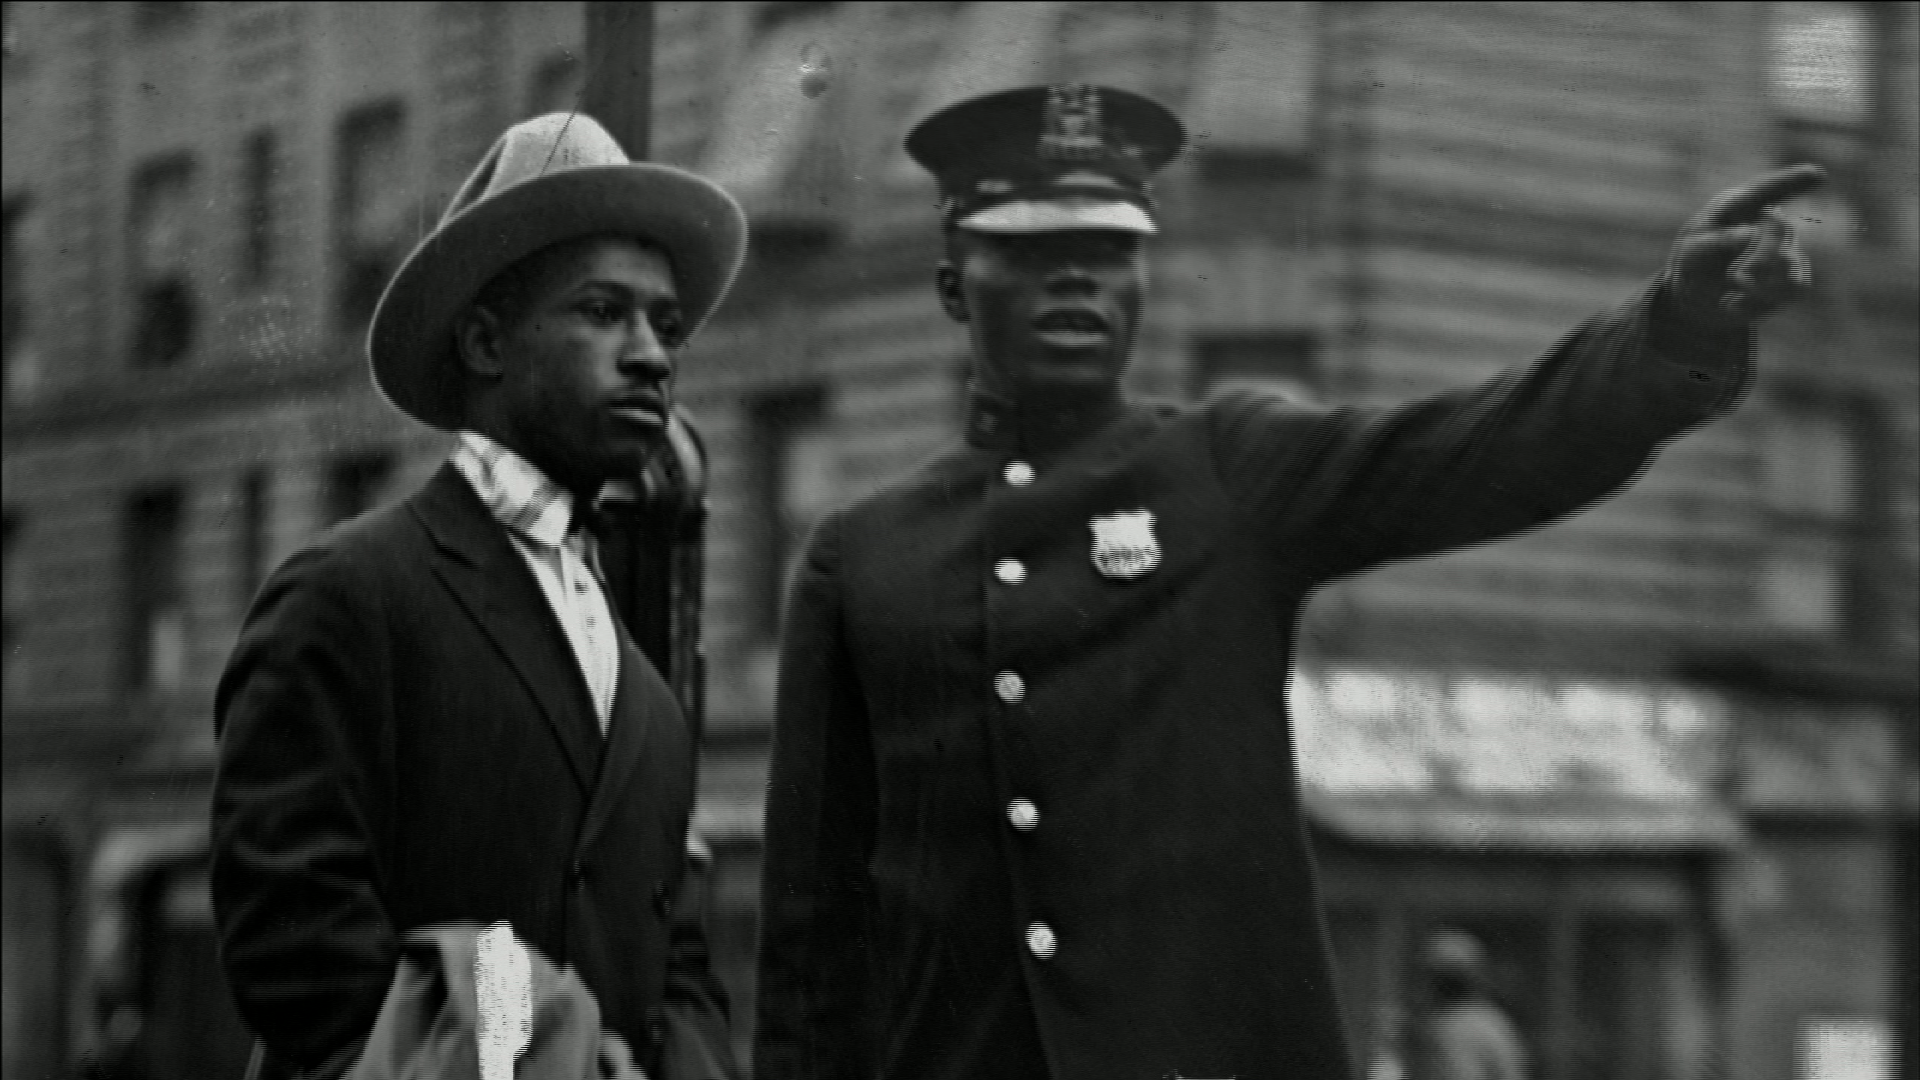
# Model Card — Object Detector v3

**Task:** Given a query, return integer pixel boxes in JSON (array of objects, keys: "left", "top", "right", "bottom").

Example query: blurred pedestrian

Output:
[
  {"left": 1405, "top": 930, "right": 1529, "bottom": 1080},
  {"left": 752, "top": 82, "right": 1821, "bottom": 1080},
  {"left": 211, "top": 113, "right": 746, "bottom": 1080}
]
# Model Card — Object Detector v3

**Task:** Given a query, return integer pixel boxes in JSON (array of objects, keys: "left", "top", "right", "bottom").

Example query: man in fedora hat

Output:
[
  {"left": 753, "top": 84, "right": 1822, "bottom": 1079},
  {"left": 212, "top": 113, "right": 746, "bottom": 1080}
]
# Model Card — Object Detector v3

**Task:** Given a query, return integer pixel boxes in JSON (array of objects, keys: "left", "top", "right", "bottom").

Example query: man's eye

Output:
[
  {"left": 581, "top": 300, "right": 624, "bottom": 325},
  {"left": 650, "top": 309, "right": 687, "bottom": 346}
]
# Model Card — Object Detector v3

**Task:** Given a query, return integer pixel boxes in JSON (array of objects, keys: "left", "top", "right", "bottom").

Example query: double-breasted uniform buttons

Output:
[
  {"left": 1007, "top": 799, "right": 1039, "bottom": 831},
  {"left": 1026, "top": 922, "right": 1056, "bottom": 959},
  {"left": 1004, "top": 460, "right": 1035, "bottom": 487},
  {"left": 995, "top": 672, "right": 1025, "bottom": 703},
  {"left": 996, "top": 558, "right": 1026, "bottom": 584}
]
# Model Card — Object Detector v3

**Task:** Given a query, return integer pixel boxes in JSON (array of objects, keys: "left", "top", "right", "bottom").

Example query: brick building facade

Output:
[{"left": 4, "top": 3, "right": 1915, "bottom": 1078}]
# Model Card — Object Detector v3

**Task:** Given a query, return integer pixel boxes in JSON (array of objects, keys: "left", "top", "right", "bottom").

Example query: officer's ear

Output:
[
  {"left": 454, "top": 305, "right": 508, "bottom": 381},
  {"left": 935, "top": 262, "right": 968, "bottom": 323}
]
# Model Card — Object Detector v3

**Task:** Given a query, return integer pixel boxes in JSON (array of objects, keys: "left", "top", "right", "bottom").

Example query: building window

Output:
[
  {"left": 236, "top": 469, "right": 269, "bottom": 605},
  {"left": 239, "top": 128, "right": 278, "bottom": 287},
  {"left": 1191, "top": 332, "right": 1322, "bottom": 403},
  {"left": 527, "top": 51, "right": 583, "bottom": 118},
  {"left": 1757, "top": 403, "right": 1862, "bottom": 635},
  {"left": 129, "top": 154, "right": 198, "bottom": 368},
  {"left": 124, "top": 484, "right": 188, "bottom": 692},
  {"left": 1766, "top": 2, "right": 1882, "bottom": 242},
  {"left": 323, "top": 450, "right": 395, "bottom": 527},
  {"left": 134, "top": 1, "right": 193, "bottom": 36},
  {"left": 3, "top": 192, "right": 33, "bottom": 403},
  {"left": 3, "top": 508, "right": 21, "bottom": 688},
  {"left": 1192, "top": 1, "right": 1321, "bottom": 172},
  {"left": 749, "top": 388, "right": 834, "bottom": 636},
  {"left": 2, "top": 837, "right": 70, "bottom": 1080},
  {"left": 335, "top": 101, "right": 409, "bottom": 329}
]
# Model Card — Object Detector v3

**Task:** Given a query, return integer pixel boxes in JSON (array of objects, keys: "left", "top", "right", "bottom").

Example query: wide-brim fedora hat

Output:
[{"left": 369, "top": 112, "right": 747, "bottom": 430}]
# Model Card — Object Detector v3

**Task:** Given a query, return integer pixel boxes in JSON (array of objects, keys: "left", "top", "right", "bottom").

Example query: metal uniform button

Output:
[
  {"left": 996, "top": 558, "right": 1026, "bottom": 584},
  {"left": 1008, "top": 799, "right": 1039, "bottom": 831},
  {"left": 1027, "top": 922, "right": 1056, "bottom": 959},
  {"left": 1004, "top": 461, "right": 1035, "bottom": 487},
  {"left": 995, "top": 672, "right": 1025, "bottom": 703}
]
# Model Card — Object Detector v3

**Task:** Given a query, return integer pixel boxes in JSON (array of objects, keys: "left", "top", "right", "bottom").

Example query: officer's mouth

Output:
[{"left": 1030, "top": 306, "right": 1111, "bottom": 350}]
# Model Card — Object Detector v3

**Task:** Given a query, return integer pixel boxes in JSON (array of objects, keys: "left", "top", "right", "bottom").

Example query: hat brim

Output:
[
  {"left": 368, "top": 163, "right": 747, "bottom": 430},
  {"left": 956, "top": 197, "right": 1157, "bottom": 235}
]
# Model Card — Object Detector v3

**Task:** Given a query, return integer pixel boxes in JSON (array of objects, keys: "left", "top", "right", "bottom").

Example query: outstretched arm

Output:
[{"left": 1211, "top": 166, "right": 1825, "bottom": 580}]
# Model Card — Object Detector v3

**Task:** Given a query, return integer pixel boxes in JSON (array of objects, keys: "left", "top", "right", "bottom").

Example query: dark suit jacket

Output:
[
  {"left": 212, "top": 463, "right": 734, "bottom": 1078},
  {"left": 754, "top": 287, "right": 1748, "bottom": 1080}
]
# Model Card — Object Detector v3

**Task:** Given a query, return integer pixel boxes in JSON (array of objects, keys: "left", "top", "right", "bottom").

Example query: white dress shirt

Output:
[{"left": 451, "top": 431, "right": 619, "bottom": 733}]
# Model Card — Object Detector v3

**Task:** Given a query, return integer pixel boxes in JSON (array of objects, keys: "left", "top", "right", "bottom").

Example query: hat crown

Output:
[{"left": 442, "top": 113, "right": 631, "bottom": 229}]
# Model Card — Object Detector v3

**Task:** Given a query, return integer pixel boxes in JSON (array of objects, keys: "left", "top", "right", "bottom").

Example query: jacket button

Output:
[
  {"left": 1004, "top": 461, "right": 1034, "bottom": 487},
  {"left": 1007, "top": 799, "right": 1039, "bottom": 831},
  {"left": 995, "top": 558, "right": 1026, "bottom": 584},
  {"left": 995, "top": 672, "right": 1025, "bottom": 703},
  {"left": 1026, "top": 922, "right": 1056, "bottom": 959},
  {"left": 570, "top": 862, "right": 586, "bottom": 890},
  {"left": 652, "top": 883, "right": 673, "bottom": 920}
]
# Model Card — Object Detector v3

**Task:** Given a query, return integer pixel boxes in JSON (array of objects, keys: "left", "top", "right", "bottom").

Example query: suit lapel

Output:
[
  {"left": 410, "top": 464, "right": 604, "bottom": 794},
  {"left": 574, "top": 615, "right": 666, "bottom": 858}
]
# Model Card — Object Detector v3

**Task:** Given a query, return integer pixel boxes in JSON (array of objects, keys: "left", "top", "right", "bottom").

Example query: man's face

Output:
[
  {"left": 940, "top": 229, "right": 1146, "bottom": 401},
  {"left": 479, "top": 236, "right": 685, "bottom": 493}
]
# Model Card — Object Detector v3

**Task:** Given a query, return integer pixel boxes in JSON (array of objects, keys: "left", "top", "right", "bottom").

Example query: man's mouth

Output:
[
  {"left": 608, "top": 392, "right": 667, "bottom": 427},
  {"left": 1031, "top": 307, "right": 1111, "bottom": 347}
]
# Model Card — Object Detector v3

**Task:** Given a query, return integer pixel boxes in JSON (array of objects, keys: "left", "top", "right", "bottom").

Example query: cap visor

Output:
[{"left": 957, "top": 198, "right": 1157, "bottom": 235}]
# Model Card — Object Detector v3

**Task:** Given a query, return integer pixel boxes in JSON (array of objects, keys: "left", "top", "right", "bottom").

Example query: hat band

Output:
[{"left": 956, "top": 197, "right": 1157, "bottom": 235}]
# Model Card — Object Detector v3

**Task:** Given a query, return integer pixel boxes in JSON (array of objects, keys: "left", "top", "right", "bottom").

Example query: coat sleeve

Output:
[
  {"left": 1207, "top": 279, "right": 1753, "bottom": 581},
  {"left": 210, "top": 543, "right": 400, "bottom": 1073},
  {"left": 753, "top": 513, "right": 879, "bottom": 1080}
]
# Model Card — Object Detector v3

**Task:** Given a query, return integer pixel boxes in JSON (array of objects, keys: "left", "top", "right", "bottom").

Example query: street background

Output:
[{"left": 3, "top": 2, "right": 1917, "bottom": 1078}]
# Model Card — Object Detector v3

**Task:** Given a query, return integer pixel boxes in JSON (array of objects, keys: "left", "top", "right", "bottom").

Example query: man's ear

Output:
[
  {"left": 935, "top": 262, "right": 968, "bottom": 323},
  {"left": 454, "top": 306, "right": 507, "bottom": 380}
]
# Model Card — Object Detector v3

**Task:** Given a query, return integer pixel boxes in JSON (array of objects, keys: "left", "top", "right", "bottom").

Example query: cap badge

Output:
[
  {"left": 1090, "top": 510, "right": 1160, "bottom": 580},
  {"left": 1040, "top": 84, "right": 1106, "bottom": 161}
]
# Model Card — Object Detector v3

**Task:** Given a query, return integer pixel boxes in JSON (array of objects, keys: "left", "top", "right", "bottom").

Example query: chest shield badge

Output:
[{"left": 1089, "top": 510, "right": 1160, "bottom": 580}]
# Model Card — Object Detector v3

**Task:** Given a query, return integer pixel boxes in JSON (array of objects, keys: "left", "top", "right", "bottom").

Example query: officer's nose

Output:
[{"left": 1044, "top": 262, "right": 1098, "bottom": 294}]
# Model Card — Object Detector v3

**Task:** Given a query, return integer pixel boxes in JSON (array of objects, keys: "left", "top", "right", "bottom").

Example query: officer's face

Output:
[
  {"left": 939, "top": 229, "right": 1146, "bottom": 401},
  {"left": 459, "top": 236, "right": 685, "bottom": 493}
]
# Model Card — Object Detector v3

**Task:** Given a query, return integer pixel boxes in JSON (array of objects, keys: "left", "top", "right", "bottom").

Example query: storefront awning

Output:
[{"left": 1304, "top": 791, "right": 1746, "bottom": 851}]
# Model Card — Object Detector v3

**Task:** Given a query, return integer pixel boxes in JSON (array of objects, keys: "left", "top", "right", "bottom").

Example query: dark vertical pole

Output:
[
  {"left": 583, "top": 2, "right": 654, "bottom": 158},
  {"left": 580, "top": 2, "right": 713, "bottom": 745}
]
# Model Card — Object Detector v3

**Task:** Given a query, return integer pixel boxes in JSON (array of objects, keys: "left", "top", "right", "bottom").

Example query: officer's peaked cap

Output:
[{"left": 906, "top": 84, "right": 1186, "bottom": 235}]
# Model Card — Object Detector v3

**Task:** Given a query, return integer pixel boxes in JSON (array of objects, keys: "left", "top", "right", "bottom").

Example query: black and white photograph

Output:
[{"left": 2, "top": 3, "right": 1916, "bottom": 1079}]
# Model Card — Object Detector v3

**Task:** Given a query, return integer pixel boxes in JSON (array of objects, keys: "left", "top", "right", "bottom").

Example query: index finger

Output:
[{"left": 1701, "top": 164, "right": 1827, "bottom": 228}]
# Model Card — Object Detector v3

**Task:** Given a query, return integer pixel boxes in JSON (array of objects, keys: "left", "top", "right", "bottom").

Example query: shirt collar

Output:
[
  {"left": 451, "top": 431, "right": 575, "bottom": 548},
  {"left": 964, "top": 385, "right": 1125, "bottom": 453}
]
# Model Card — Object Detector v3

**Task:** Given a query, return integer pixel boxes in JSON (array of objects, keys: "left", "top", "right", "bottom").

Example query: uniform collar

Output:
[{"left": 964, "top": 386, "right": 1126, "bottom": 453}]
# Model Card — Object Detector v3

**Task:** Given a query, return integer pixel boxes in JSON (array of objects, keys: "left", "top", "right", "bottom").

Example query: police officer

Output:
[{"left": 752, "top": 85, "right": 1819, "bottom": 1080}]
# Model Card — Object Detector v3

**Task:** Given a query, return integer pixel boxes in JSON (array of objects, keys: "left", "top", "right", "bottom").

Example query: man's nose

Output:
[{"left": 618, "top": 324, "right": 673, "bottom": 382}]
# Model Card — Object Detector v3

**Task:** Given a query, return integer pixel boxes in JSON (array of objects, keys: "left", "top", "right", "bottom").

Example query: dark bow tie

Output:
[{"left": 569, "top": 500, "right": 613, "bottom": 542}]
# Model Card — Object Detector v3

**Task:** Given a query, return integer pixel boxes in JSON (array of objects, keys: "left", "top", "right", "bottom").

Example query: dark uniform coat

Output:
[
  {"left": 212, "top": 464, "right": 734, "bottom": 1079},
  {"left": 754, "top": 287, "right": 1746, "bottom": 1080}
]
